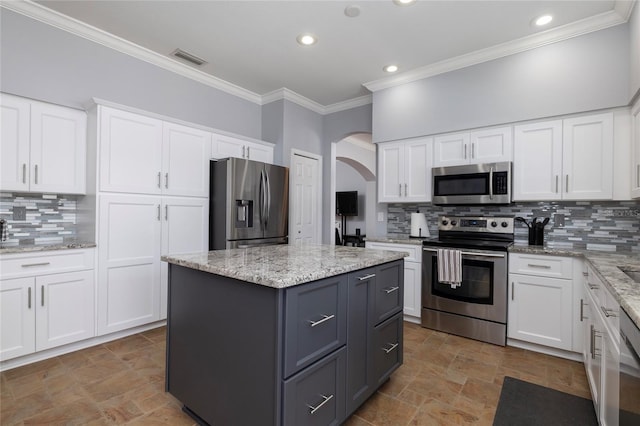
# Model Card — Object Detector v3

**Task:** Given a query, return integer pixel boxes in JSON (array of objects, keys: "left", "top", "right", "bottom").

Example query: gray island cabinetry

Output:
[{"left": 162, "top": 245, "right": 406, "bottom": 426}]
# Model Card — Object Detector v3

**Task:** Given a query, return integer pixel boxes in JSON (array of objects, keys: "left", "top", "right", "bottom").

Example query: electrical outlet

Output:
[
  {"left": 13, "top": 206, "right": 26, "bottom": 221},
  {"left": 377, "top": 212, "right": 384, "bottom": 222},
  {"left": 553, "top": 213, "right": 564, "bottom": 228}
]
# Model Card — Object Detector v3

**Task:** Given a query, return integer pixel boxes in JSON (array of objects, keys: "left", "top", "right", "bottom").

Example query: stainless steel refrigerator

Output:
[{"left": 209, "top": 158, "right": 289, "bottom": 249}]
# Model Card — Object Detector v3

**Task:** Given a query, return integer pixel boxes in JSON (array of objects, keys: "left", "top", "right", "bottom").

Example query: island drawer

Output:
[
  {"left": 283, "top": 346, "right": 346, "bottom": 426},
  {"left": 373, "top": 312, "right": 403, "bottom": 386},
  {"left": 283, "top": 275, "right": 348, "bottom": 378},
  {"left": 372, "top": 261, "right": 403, "bottom": 324}
]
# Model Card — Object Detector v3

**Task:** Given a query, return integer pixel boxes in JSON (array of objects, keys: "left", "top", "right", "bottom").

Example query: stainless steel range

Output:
[{"left": 421, "top": 215, "right": 514, "bottom": 346}]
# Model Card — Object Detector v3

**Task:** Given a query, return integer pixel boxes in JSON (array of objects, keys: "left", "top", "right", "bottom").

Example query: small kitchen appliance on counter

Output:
[{"left": 410, "top": 211, "right": 430, "bottom": 238}]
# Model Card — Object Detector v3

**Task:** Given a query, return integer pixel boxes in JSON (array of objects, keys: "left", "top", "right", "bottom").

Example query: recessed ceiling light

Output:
[
  {"left": 384, "top": 64, "right": 399, "bottom": 73},
  {"left": 344, "top": 5, "right": 361, "bottom": 18},
  {"left": 393, "top": 0, "right": 416, "bottom": 6},
  {"left": 535, "top": 14, "right": 553, "bottom": 26},
  {"left": 296, "top": 34, "right": 317, "bottom": 46}
]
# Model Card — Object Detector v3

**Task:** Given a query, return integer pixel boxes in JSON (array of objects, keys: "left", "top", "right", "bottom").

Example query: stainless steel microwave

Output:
[{"left": 432, "top": 162, "right": 511, "bottom": 205}]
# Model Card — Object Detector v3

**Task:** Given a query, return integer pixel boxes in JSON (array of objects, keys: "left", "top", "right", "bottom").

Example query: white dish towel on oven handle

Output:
[{"left": 437, "top": 248, "right": 462, "bottom": 288}]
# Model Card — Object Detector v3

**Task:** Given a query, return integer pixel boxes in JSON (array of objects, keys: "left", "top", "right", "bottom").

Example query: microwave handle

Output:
[{"left": 489, "top": 167, "right": 493, "bottom": 200}]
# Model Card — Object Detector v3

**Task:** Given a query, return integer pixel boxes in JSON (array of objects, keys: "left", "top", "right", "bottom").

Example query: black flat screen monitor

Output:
[{"left": 336, "top": 191, "right": 358, "bottom": 216}]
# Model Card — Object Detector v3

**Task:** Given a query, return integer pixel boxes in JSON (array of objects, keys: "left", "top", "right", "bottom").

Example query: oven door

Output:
[{"left": 422, "top": 247, "right": 507, "bottom": 323}]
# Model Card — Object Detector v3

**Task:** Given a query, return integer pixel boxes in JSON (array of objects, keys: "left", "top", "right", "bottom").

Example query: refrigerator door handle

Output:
[{"left": 265, "top": 170, "right": 271, "bottom": 227}]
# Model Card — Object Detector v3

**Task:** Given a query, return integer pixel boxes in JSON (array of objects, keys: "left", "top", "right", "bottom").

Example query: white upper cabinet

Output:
[
  {"left": 513, "top": 113, "right": 614, "bottom": 201},
  {"left": 162, "top": 122, "right": 211, "bottom": 198},
  {"left": 378, "top": 137, "right": 432, "bottom": 203},
  {"left": 433, "top": 127, "right": 512, "bottom": 167},
  {"left": 513, "top": 120, "right": 563, "bottom": 201},
  {"left": 1, "top": 93, "right": 87, "bottom": 194},
  {"left": 562, "top": 113, "right": 613, "bottom": 200},
  {"left": 212, "top": 133, "right": 274, "bottom": 164},
  {"left": 100, "top": 107, "right": 164, "bottom": 194},
  {"left": 100, "top": 107, "right": 211, "bottom": 197},
  {"left": 631, "top": 101, "right": 640, "bottom": 198}
]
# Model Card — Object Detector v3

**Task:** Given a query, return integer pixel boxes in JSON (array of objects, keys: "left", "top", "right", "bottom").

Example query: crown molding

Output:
[
  {"left": 615, "top": 0, "right": 636, "bottom": 20},
  {"left": 261, "top": 88, "right": 326, "bottom": 114},
  {"left": 324, "top": 95, "right": 373, "bottom": 115},
  {"left": 364, "top": 7, "right": 630, "bottom": 92},
  {"left": 2, "top": 0, "right": 263, "bottom": 104}
]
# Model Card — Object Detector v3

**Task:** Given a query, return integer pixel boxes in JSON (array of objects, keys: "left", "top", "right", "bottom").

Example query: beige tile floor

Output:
[{"left": 1, "top": 322, "right": 591, "bottom": 425}]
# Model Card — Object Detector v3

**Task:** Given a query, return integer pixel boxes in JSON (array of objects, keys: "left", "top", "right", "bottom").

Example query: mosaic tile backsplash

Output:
[
  {"left": 387, "top": 201, "right": 640, "bottom": 253},
  {"left": 0, "top": 193, "right": 78, "bottom": 246}
]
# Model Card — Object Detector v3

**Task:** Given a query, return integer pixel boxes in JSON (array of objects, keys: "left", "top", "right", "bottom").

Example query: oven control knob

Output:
[
  {"left": 442, "top": 220, "right": 448, "bottom": 226},
  {"left": 451, "top": 220, "right": 457, "bottom": 226},
  {"left": 501, "top": 221, "right": 508, "bottom": 228},
  {"left": 490, "top": 221, "right": 496, "bottom": 227}
]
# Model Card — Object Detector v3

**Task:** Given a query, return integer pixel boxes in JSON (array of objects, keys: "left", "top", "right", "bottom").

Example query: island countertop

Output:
[{"left": 161, "top": 244, "right": 407, "bottom": 289}]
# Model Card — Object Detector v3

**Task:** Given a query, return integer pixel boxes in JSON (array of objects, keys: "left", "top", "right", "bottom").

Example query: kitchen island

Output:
[{"left": 162, "top": 244, "right": 407, "bottom": 426}]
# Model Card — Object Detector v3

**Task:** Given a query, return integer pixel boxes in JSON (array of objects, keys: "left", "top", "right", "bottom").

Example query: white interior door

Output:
[{"left": 291, "top": 152, "right": 321, "bottom": 245}]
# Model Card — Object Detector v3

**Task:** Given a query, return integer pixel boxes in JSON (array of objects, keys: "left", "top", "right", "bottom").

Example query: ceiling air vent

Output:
[{"left": 171, "top": 48, "right": 207, "bottom": 66}]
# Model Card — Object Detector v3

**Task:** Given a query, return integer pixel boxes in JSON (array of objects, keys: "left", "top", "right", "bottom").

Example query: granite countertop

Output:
[
  {"left": 0, "top": 242, "right": 97, "bottom": 255},
  {"left": 365, "top": 235, "right": 435, "bottom": 246},
  {"left": 509, "top": 244, "right": 640, "bottom": 329},
  {"left": 162, "top": 244, "right": 408, "bottom": 289}
]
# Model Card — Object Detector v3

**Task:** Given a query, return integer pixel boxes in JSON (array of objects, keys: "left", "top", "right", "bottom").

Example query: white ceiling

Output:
[{"left": 29, "top": 0, "right": 632, "bottom": 108}]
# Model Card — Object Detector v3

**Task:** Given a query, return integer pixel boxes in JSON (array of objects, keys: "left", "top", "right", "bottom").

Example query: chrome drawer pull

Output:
[
  {"left": 600, "top": 305, "right": 617, "bottom": 318},
  {"left": 308, "top": 314, "right": 335, "bottom": 327},
  {"left": 358, "top": 273, "right": 376, "bottom": 281},
  {"left": 527, "top": 263, "right": 551, "bottom": 269},
  {"left": 580, "top": 299, "right": 586, "bottom": 322},
  {"left": 307, "top": 394, "right": 334, "bottom": 415},
  {"left": 28, "top": 287, "right": 31, "bottom": 309},
  {"left": 588, "top": 283, "right": 599, "bottom": 290},
  {"left": 383, "top": 286, "right": 399, "bottom": 294},
  {"left": 382, "top": 342, "right": 399, "bottom": 354},
  {"left": 582, "top": 271, "right": 588, "bottom": 277},
  {"left": 21, "top": 262, "right": 51, "bottom": 268}
]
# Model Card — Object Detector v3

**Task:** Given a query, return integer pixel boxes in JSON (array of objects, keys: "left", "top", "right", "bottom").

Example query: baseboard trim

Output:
[
  {"left": 507, "top": 338, "right": 583, "bottom": 362},
  {"left": 0, "top": 320, "right": 166, "bottom": 372}
]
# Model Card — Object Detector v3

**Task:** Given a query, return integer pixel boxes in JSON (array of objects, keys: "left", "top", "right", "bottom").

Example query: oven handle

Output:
[{"left": 423, "top": 247, "right": 505, "bottom": 258}]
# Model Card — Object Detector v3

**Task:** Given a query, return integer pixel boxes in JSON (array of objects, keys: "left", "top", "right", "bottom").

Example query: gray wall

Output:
[
  {"left": 322, "top": 104, "right": 374, "bottom": 243},
  {"left": 0, "top": 9, "right": 262, "bottom": 138},
  {"left": 631, "top": 3, "right": 640, "bottom": 99},
  {"left": 261, "top": 100, "right": 285, "bottom": 164},
  {"left": 373, "top": 24, "right": 630, "bottom": 143},
  {"left": 282, "top": 100, "right": 324, "bottom": 166}
]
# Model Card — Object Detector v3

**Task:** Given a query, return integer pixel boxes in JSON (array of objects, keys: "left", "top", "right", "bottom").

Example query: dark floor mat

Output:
[{"left": 493, "top": 376, "right": 598, "bottom": 426}]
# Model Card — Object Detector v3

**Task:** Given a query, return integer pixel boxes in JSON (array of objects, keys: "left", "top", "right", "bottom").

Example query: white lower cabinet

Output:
[
  {"left": 364, "top": 242, "right": 421, "bottom": 322},
  {"left": 508, "top": 254, "right": 575, "bottom": 351},
  {"left": 582, "top": 265, "right": 619, "bottom": 426},
  {"left": 0, "top": 250, "right": 95, "bottom": 361},
  {"left": 99, "top": 194, "right": 208, "bottom": 332}
]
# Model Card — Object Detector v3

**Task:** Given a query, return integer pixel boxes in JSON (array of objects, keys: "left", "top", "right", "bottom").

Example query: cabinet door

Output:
[
  {"left": 160, "top": 197, "right": 208, "bottom": 319},
  {"left": 98, "top": 194, "right": 162, "bottom": 335},
  {"left": 373, "top": 313, "right": 403, "bottom": 386},
  {"left": 211, "top": 134, "right": 245, "bottom": 160},
  {"left": 513, "top": 120, "right": 563, "bottom": 201},
  {"left": 373, "top": 261, "right": 403, "bottom": 324},
  {"left": 630, "top": 102, "right": 640, "bottom": 198},
  {"left": 601, "top": 328, "right": 619, "bottom": 426},
  {"left": 377, "top": 142, "right": 403, "bottom": 202},
  {"left": 404, "top": 137, "right": 432, "bottom": 202},
  {"left": 583, "top": 291, "right": 601, "bottom": 415},
  {"left": 161, "top": 122, "right": 211, "bottom": 197},
  {"left": 283, "top": 275, "right": 348, "bottom": 377},
  {"left": 403, "top": 261, "right": 421, "bottom": 320},
  {"left": 508, "top": 274, "right": 572, "bottom": 350},
  {"left": 283, "top": 347, "right": 346, "bottom": 426},
  {"left": 346, "top": 269, "right": 375, "bottom": 416},
  {"left": 562, "top": 113, "right": 613, "bottom": 200},
  {"left": 470, "top": 127, "right": 512, "bottom": 163},
  {"left": 35, "top": 270, "right": 94, "bottom": 351},
  {"left": 433, "top": 132, "right": 469, "bottom": 167},
  {"left": 0, "top": 93, "right": 31, "bottom": 192},
  {"left": 245, "top": 140, "right": 274, "bottom": 164},
  {"left": 100, "top": 107, "right": 163, "bottom": 194},
  {"left": 30, "top": 101, "right": 87, "bottom": 194},
  {"left": 0, "top": 278, "right": 35, "bottom": 361}
]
